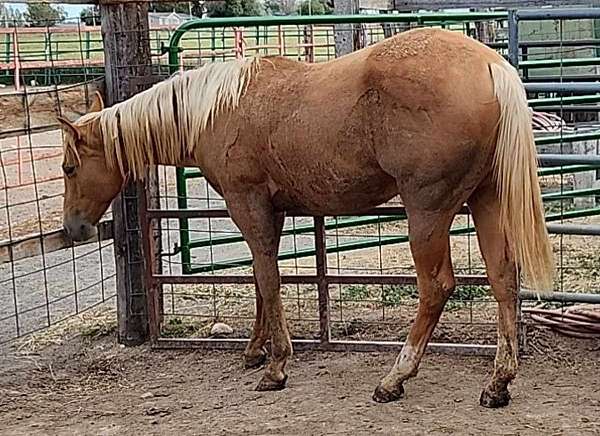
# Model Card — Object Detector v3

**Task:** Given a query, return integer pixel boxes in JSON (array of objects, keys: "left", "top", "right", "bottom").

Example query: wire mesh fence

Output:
[
  {"left": 150, "top": 13, "right": 600, "bottom": 350},
  {"left": 1, "top": 9, "right": 600, "bottom": 348},
  {"left": 0, "top": 14, "right": 224, "bottom": 345},
  {"left": 0, "top": 17, "right": 116, "bottom": 344}
]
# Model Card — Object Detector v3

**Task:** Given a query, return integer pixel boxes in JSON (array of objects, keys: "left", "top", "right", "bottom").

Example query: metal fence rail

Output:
[
  {"left": 2, "top": 8, "right": 600, "bottom": 351},
  {"left": 142, "top": 11, "right": 600, "bottom": 354}
]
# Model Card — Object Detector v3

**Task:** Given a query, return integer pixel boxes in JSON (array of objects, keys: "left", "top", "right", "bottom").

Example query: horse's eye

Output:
[{"left": 62, "top": 164, "right": 76, "bottom": 177}]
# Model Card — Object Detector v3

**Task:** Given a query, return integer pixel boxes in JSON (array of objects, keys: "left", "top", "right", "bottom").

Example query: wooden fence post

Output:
[
  {"left": 334, "top": 0, "right": 359, "bottom": 57},
  {"left": 100, "top": 0, "right": 159, "bottom": 345}
]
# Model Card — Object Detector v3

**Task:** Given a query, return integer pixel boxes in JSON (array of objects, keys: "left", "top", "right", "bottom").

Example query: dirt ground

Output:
[{"left": 1, "top": 324, "right": 599, "bottom": 436}]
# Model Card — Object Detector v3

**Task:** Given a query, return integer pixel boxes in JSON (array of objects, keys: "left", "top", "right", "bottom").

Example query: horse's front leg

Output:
[
  {"left": 244, "top": 212, "right": 285, "bottom": 369},
  {"left": 243, "top": 278, "right": 269, "bottom": 368},
  {"left": 225, "top": 189, "right": 291, "bottom": 390}
]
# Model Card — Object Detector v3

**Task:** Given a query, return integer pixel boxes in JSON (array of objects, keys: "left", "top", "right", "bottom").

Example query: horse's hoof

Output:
[
  {"left": 372, "top": 384, "right": 404, "bottom": 403},
  {"left": 244, "top": 352, "right": 267, "bottom": 369},
  {"left": 255, "top": 374, "right": 288, "bottom": 391},
  {"left": 480, "top": 388, "right": 511, "bottom": 408}
]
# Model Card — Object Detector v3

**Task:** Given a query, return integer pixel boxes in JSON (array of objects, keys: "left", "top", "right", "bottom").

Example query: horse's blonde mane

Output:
[{"left": 78, "top": 57, "right": 260, "bottom": 179}]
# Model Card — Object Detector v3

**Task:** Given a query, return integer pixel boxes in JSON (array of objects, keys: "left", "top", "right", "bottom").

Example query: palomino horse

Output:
[{"left": 59, "top": 28, "right": 554, "bottom": 408}]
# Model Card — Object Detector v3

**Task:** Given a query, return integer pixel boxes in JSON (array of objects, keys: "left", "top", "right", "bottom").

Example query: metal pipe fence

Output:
[
  {"left": 0, "top": 18, "right": 198, "bottom": 89},
  {"left": 2, "top": 8, "right": 600, "bottom": 350},
  {"left": 142, "top": 11, "right": 600, "bottom": 353}
]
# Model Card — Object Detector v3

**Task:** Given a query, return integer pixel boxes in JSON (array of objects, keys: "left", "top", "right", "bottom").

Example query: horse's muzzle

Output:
[{"left": 63, "top": 213, "right": 97, "bottom": 242}]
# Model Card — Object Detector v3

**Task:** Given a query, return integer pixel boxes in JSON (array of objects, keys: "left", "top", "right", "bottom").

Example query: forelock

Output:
[{"left": 62, "top": 130, "right": 81, "bottom": 166}]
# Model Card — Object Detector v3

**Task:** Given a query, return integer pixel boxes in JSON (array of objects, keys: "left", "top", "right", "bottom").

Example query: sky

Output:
[{"left": 11, "top": 3, "right": 86, "bottom": 19}]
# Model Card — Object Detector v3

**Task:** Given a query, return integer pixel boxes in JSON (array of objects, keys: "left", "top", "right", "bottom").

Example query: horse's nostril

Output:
[
  {"left": 63, "top": 225, "right": 70, "bottom": 236},
  {"left": 80, "top": 224, "right": 86, "bottom": 232}
]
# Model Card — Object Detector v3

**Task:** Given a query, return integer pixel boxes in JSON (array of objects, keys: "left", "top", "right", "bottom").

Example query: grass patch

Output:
[
  {"left": 545, "top": 200, "right": 578, "bottom": 214},
  {"left": 341, "top": 283, "right": 490, "bottom": 308},
  {"left": 342, "top": 284, "right": 371, "bottom": 301},
  {"left": 381, "top": 284, "right": 489, "bottom": 309},
  {"left": 446, "top": 285, "right": 490, "bottom": 311},
  {"left": 79, "top": 316, "right": 117, "bottom": 339},
  {"left": 382, "top": 285, "right": 417, "bottom": 307},
  {"left": 161, "top": 317, "right": 200, "bottom": 338}
]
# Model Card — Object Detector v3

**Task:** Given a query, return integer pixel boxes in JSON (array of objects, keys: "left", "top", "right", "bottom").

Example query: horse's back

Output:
[{"left": 227, "top": 29, "right": 504, "bottom": 215}]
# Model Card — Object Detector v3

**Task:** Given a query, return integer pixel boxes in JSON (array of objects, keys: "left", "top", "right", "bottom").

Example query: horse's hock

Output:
[{"left": 1, "top": 8, "right": 600, "bottom": 363}]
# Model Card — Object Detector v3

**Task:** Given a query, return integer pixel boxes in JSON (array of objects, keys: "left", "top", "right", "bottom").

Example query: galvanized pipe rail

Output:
[
  {"left": 525, "top": 83, "right": 600, "bottom": 94},
  {"left": 534, "top": 106, "right": 600, "bottom": 112},
  {"left": 539, "top": 154, "right": 600, "bottom": 166},
  {"left": 520, "top": 290, "right": 600, "bottom": 304},
  {"left": 153, "top": 337, "right": 497, "bottom": 355},
  {"left": 546, "top": 224, "right": 600, "bottom": 236},
  {"left": 488, "top": 39, "right": 600, "bottom": 49},
  {"left": 516, "top": 8, "right": 600, "bottom": 21},
  {"left": 508, "top": 7, "right": 600, "bottom": 68}
]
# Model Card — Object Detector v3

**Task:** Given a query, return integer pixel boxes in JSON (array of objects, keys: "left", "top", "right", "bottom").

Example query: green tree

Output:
[
  {"left": 0, "top": 2, "right": 7, "bottom": 25},
  {"left": 80, "top": 6, "right": 100, "bottom": 26},
  {"left": 264, "top": 0, "right": 297, "bottom": 15},
  {"left": 24, "top": 2, "right": 66, "bottom": 27},
  {"left": 206, "top": 0, "right": 263, "bottom": 18},
  {"left": 151, "top": 2, "right": 187, "bottom": 13},
  {"left": 264, "top": 0, "right": 280, "bottom": 15},
  {"left": 298, "top": 0, "right": 332, "bottom": 15}
]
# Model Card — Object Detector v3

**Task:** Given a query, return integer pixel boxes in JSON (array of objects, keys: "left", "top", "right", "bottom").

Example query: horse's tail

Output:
[{"left": 489, "top": 61, "right": 554, "bottom": 292}]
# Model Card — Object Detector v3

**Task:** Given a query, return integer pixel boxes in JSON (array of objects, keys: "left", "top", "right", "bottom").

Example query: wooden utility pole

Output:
[
  {"left": 334, "top": 0, "right": 359, "bottom": 57},
  {"left": 100, "top": 0, "right": 158, "bottom": 345}
]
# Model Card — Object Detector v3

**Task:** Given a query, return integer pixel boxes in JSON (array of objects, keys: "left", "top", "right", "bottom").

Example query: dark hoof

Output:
[
  {"left": 244, "top": 352, "right": 267, "bottom": 369},
  {"left": 372, "top": 384, "right": 404, "bottom": 403},
  {"left": 480, "top": 388, "right": 511, "bottom": 408},
  {"left": 255, "top": 374, "right": 288, "bottom": 391}
]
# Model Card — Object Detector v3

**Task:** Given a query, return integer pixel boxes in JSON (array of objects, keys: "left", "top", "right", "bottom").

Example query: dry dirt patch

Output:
[{"left": 0, "top": 324, "right": 599, "bottom": 436}]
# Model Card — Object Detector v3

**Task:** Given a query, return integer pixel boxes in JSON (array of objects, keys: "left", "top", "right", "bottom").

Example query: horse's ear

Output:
[
  {"left": 57, "top": 116, "right": 81, "bottom": 141},
  {"left": 89, "top": 90, "right": 105, "bottom": 112}
]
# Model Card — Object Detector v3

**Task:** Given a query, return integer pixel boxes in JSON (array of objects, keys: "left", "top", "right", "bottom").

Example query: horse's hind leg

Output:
[
  {"left": 468, "top": 179, "right": 519, "bottom": 408},
  {"left": 373, "top": 209, "right": 456, "bottom": 403},
  {"left": 244, "top": 212, "right": 285, "bottom": 369}
]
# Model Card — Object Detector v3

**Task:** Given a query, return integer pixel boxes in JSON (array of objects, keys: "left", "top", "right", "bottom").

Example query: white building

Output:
[{"left": 148, "top": 12, "right": 198, "bottom": 27}]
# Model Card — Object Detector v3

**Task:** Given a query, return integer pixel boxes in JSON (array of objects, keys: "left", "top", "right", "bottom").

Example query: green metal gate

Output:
[{"left": 163, "top": 13, "right": 600, "bottom": 275}]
